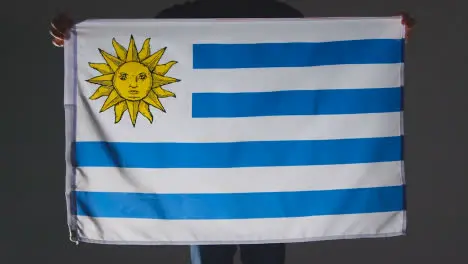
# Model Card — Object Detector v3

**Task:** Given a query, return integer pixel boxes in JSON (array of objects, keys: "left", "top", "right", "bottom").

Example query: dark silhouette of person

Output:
[{"left": 49, "top": 1, "right": 415, "bottom": 263}]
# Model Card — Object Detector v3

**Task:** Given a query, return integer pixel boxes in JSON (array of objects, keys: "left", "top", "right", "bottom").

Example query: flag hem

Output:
[
  {"left": 64, "top": 27, "right": 79, "bottom": 244},
  {"left": 398, "top": 20, "right": 408, "bottom": 236},
  {"left": 74, "top": 231, "right": 406, "bottom": 246},
  {"left": 76, "top": 16, "right": 403, "bottom": 26}
]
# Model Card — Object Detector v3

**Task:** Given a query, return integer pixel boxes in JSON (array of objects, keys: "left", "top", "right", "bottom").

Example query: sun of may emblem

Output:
[{"left": 86, "top": 36, "right": 179, "bottom": 126}]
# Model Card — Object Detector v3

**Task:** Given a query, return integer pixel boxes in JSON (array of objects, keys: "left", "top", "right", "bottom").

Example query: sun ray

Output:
[
  {"left": 114, "top": 101, "right": 128, "bottom": 123},
  {"left": 112, "top": 38, "right": 127, "bottom": 61},
  {"left": 89, "top": 86, "right": 113, "bottom": 100},
  {"left": 153, "top": 87, "right": 176, "bottom": 98},
  {"left": 138, "top": 101, "right": 153, "bottom": 123},
  {"left": 143, "top": 91, "right": 166, "bottom": 112},
  {"left": 89, "top": 63, "right": 113, "bottom": 74},
  {"left": 126, "top": 35, "right": 139, "bottom": 62},
  {"left": 99, "top": 49, "right": 124, "bottom": 71},
  {"left": 100, "top": 90, "right": 124, "bottom": 112},
  {"left": 126, "top": 100, "right": 140, "bottom": 126},
  {"left": 155, "top": 61, "right": 177, "bottom": 75},
  {"left": 141, "top": 47, "right": 166, "bottom": 71},
  {"left": 87, "top": 74, "right": 114, "bottom": 86},
  {"left": 138, "top": 38, "right": 151, "bottom": 61},
  {"left": 152, "top": 74, "right": 179, "bottom": 88}
]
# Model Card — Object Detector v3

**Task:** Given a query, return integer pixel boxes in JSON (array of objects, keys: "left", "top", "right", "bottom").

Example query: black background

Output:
[{"left": 4, "top": 0, "right": 468, "bottom": 263}]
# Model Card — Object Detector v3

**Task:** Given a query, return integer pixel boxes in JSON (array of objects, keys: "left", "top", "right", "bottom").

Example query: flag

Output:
[{"left": 63, "top": 17, "right": 406, "bottom": 245}]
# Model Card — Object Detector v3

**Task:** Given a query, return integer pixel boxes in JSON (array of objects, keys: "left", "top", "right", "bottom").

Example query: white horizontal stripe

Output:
[
  {"left": 76, "top": 161, "right": 402, "bottom": 194},
  {"left": 76, "top": 111, "right": 401, "bottom": 142},
  {"left": 76, "top": 211, "right": 405, "bottom": 245},
  {"left": 77, "top": 17, "right": 404, "bottom": 43},
  {"left": 190, "top": 64, "right": 402, "bottom": 93}
]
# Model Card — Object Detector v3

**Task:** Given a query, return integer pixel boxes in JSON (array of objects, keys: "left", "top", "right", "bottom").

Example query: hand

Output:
[
  {"left": 49, "top": 13, "right": 74, "bottom": 47},
  {"left": 400, "top": 12, "right": 416, "bottom": 41}
]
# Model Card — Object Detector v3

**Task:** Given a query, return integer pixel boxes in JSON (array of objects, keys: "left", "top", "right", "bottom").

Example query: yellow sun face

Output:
[
  {"left": 113, "top": 62, "right": 153, "bottom": 101},
  {"left": 86, "top": 36, "right": 179, "bottom": 126}
]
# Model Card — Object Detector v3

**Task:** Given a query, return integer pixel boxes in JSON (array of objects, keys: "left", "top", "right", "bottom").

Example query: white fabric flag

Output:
[{"left": 63, "top": 17, "right": 406, "bottom": 245}]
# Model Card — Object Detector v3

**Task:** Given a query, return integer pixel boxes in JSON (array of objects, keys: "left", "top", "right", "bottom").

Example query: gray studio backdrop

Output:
[{"left": 5, "top": 0, "right": 468, "bottom": 263}]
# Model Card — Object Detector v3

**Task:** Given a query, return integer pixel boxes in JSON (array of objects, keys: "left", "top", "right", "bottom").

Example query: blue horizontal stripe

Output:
[
  {"left": 75, "top": 136, "right": 402, "bottom": 168},
  {"left": 192, "top": 39, "right": 403, "bottom": 69},
  {"left": 192, "top": 87, "right": 401, "bottom": 118},
  {"left": 75, "top": 185, "right": 405, "bottom": 220}
]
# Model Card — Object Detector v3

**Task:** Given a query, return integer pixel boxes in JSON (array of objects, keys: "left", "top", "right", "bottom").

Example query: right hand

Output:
[
  {"left": 49, "top": 13, "right": 74, "bottom": 47},
  {"left": 400, "top": 11, "right": 416, "bottom": 42}
]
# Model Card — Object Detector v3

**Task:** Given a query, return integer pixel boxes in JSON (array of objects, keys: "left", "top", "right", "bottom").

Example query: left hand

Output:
[{"left": 49, "top": 12, "right": 74, "bottom": 47}]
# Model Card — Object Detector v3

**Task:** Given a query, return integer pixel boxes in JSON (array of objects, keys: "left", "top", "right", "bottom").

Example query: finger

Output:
[
  {"left": 52, "top": 38, "right": 64, "bottom": 47},
  {"left": 52, "top": 41, "right": 62, "bottom": 47},
  {"left": 404, "top": 27, "right": 412, "bottom": 43},
  {"left": 49, "top": 31, "right": 64, "bottom": 41},
  {"left": 400, "top": 12, "right": 409, "bottom": 23},
  {"left": 49, "top": 23, "right": 65, "bottom": 40},
  {"left": 400, "top": 12, "right": 415, "bottom": 27},
  {"left": 52, "top": 13, "right": 74, "bottom": 36}
]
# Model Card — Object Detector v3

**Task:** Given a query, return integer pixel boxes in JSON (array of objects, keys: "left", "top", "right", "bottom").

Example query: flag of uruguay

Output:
[{"left": 63, "top": 17, "right": 406, "bottom": 245}]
